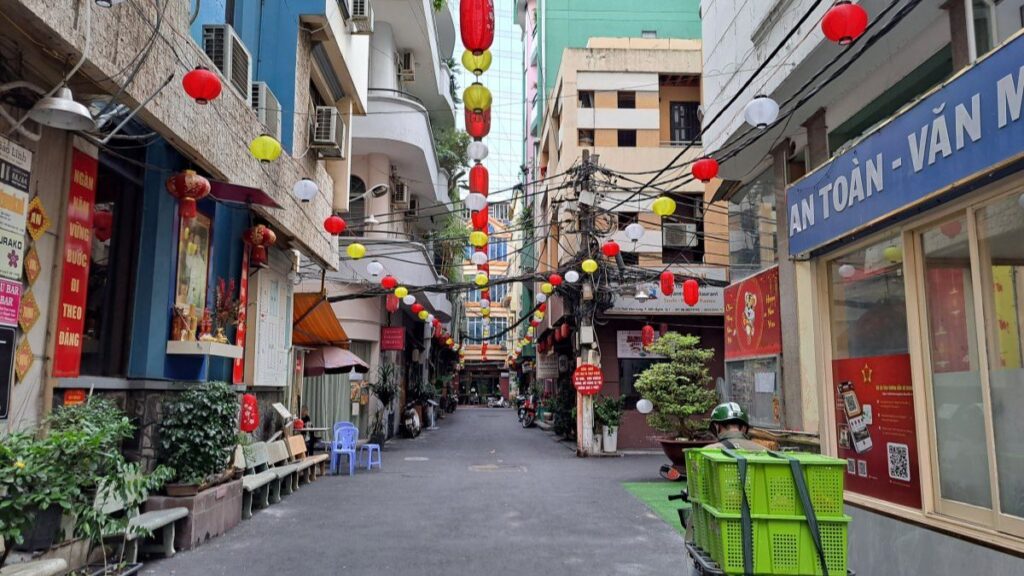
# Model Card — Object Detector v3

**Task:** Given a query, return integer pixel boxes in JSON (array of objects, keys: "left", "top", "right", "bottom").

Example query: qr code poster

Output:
[{"left": 832, "top": 354, "right": 922, "bottom": 509}]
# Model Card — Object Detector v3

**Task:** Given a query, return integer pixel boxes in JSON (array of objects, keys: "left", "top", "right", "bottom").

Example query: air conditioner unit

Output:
[
  {"left": 203, "top": 24, "right": 252, "bottom": 103},
  {"left": 391, "top": 182, "right": 409, "bottom": 207},
  {"left": 311, "top": 106, "right": 345, "bottom": 158},
  {"left": 663, "top": 223, "right": 698, "bottom": 247},
  {"left": 349, "top": 0, "right": 375, "bottom": 34},
  {"left": 251, "top": 82, "right": 282, "bottom": 141},
  {"left": 398, "top": 51, "right": 416, "bottom": 84}
]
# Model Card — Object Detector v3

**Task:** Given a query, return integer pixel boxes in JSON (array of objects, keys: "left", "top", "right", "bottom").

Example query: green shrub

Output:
[
  {"left": 159, "top": 382, "right": 238, "bottom": 485},
  {"left": 595, "top": 395, "right": 625, "bottom": 429}
]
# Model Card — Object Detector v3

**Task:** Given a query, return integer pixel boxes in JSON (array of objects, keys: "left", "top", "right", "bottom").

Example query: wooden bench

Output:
[
  {"left": 97, "top": 487, "right": 189, "bottom": 563},
  {"left": 0, "top": 559, "right": 67, "bottom": 576},
  {"left": 286, "top": 435, "right": 330, "bottom": 482},
  {"left": 267, "top": 440, "right": 302, "bottom": 494},
  {"left": 233, "top": 444, "right": 278, "bottom": 519}
]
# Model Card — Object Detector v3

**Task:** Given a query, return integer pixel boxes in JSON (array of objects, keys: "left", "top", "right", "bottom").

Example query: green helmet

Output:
[{"left": 710, "top": 402, "right": 749, "bottom": 427}]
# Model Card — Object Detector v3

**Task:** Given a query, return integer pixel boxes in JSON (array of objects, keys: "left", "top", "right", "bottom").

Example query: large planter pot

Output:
[
  {"left": 602, "top": 425, "right": 619, "bottom": 453},
  {"left": 14, "top": 505, "right": 62, "bottom": 551},
  {"left": 657, "top": 437, "right": 714, "bottom": 467},
  {"left": 145, "top": 479, "right": 242, "bottom": 552}
]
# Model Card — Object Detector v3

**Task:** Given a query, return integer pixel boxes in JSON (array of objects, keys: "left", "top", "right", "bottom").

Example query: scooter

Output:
[
  {"left": 401, "top": 401, "right": 421, "bottom": 438},
  {"left": 520, "top": 394, "right": 536, "bottom": 428},
  {"left": 487, "top": 395, "right": 508, "bottom": 408}
]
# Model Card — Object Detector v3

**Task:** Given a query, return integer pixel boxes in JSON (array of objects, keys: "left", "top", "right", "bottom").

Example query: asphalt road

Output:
[{"left": 144, "top": 407, "right": 688, "bottom": 576}]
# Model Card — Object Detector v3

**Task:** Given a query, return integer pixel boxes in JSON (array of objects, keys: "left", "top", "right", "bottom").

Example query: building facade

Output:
[{"left": 702, "top": 0, "right": 1024, "bottom": 569}]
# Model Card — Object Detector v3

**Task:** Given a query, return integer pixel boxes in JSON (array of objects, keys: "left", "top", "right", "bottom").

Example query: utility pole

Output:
[{"left": 577, "top": 150, "right": 597, "bottom": 457}]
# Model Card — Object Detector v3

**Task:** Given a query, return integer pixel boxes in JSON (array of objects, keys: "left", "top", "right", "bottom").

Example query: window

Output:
[
  {"left": 729, "top": 168, "right": 777, "bottom": 280},
  {"left": 489, "top": 318, "right": 509, "bottom": 345},
  {"left": 620, "top": 252, "right": 639, "bottom": 266},
  {"left": 489, "top": 277, "right": 509, "bottom": 302},
  {"left": 617, "top": 212, "right": 639, "bottom": 231},
  {"left": 578, "top": 129, "right": 595, "bottom": 147},
  {"left": 617, "top": 91, "right": 636, "bottom": 109},
  {"left": 642, "top": 30, "right": 657, "bottom": 39},
  {"left": 578, "top": 91, "right": 594, "bottom": 108},
  {"left": 488, "top": 239, "right": 508, "bottom": 261},
  {"left": 669, "top": 102, "right": 701, "bottom": 144},
  {"left": 618, "top": 358, "right": 657, "bottom": 407},
  {"left": 617, "top": 130, "right": 637, "bottom": 147}
]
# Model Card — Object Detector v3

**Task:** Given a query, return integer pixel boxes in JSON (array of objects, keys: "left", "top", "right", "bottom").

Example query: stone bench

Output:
[
  {"left": 0, "top": 559, "right": 68, "bottom": 576},
  {"left": 235, "top": 443, "right": 282, "bottom": 518},
  {"left": 97, "top": 485, "right": 189, "bottom": 563}
]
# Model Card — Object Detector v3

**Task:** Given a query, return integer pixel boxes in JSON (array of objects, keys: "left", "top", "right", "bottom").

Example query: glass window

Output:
[
  {"left": 578, "top": 129, "right": 594, "bottom": 147},
  {"left": 617, "top": 130, "right": 637, "bottom": 147},
  {"left": 578, "top": 91, "right": 594, "bottom": 108},
  {"left": 728, "top": 168, "right": 777, "bottom": 280},
  {"left": 724, "top": 357, "right": 782, "bottom": 428},
  {"left": 641, "top": 30, "right": 657, "bottom": 39},
  {"left": 617, "top": 92, "right": 636, "bottom": 109}
]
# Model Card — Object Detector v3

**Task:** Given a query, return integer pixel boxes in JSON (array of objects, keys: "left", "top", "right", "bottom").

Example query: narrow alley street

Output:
[{"left": 144, "top": 409, "right": 686, "bottom": 576}]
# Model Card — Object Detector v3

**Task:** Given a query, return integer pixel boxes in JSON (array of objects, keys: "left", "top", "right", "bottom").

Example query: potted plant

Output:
[
  {"left": 159, "top": 381, "right": 239, "bottom": 495},
  {"left": 369, "top": 364, "right": 399, "bottom": 443},
  {"left": 633, "top": 332, "right": 719, "bottom": 466},
  {"left": 595, "top": 395, "right": 624, "bottom": 453}
]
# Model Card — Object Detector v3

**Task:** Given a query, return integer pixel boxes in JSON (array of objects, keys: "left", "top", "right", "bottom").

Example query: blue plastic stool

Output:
[{"left": 359, "top": 443, "right": 381, "bottom": 470}]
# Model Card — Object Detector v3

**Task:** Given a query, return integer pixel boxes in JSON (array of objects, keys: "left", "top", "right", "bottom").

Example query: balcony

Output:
[{"left": 350, "top": 88, "right": 446, "bottom": 205}]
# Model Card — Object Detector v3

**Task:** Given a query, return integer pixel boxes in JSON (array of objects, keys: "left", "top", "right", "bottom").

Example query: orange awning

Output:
[{"left": 292, "top": 293, "right": 349, "bottom": 349}]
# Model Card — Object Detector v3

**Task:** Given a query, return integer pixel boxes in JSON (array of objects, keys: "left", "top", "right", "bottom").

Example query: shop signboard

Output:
[
  {"left": 63, "top": 389, "right": 87, "bottom": 406},
  {"left": 616, "top": 330, "right": 665, "bottom": 359},
  {"left": 572, "top": 364, "right": 603, "bottom": 396},
  {"left": 0, "top": 326, "right": 15, "bottom": 419},
  {"left": 0, "top": 136, "right": 30, "bottom": 282},
  {"left": 53, "top": 145, "right": 97, "bottom": 378},
  {"left": 0, "top": 279, "right": 21, "bottom": 327},
  {"left": 832, "top": 353, "right": 921, "bottom": 509},
  {"left": 608, "top": 273, "right": 725, "bottom": 315},
  {"left": 536, "top": 353, "right": 557, "bottom": 378},
  {"left": 788, "top": 35, "right": 1024, "bottom": 256},
  {"left": 381, "top": 326, "right": 405, "bottom": 351},
  {"left": 724, "top": 266, "right": 781, "bottom": 360}
]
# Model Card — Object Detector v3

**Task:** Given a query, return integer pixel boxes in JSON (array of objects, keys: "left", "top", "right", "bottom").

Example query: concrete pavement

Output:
[{"left": 144, "top": 407, "right": 688, "bottom": 576}]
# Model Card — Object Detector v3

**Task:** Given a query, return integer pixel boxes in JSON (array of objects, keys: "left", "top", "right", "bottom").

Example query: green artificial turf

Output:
[{"left": 623, "top": 481, "right": 690, "bottom": 535}]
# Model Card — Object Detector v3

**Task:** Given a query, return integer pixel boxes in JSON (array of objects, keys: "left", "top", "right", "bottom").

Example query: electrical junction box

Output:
[{"left": 580, "top": 325, "right": 595, "bottom": 345}]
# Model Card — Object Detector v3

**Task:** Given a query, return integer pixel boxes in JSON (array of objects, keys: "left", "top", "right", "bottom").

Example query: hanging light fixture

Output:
[
  {"left": 633, "top": 286, "right": 650, "bottom": 302},
  {"left": 346, "top": 243, "right": 367, "bottom": 260},
  {"left": 651, "top": 196, "right": 677, "bottom": 217},
  {"left": 411, "top": 303, "right": 425, "bottom": 315},
  {"left": 324, "top": 214, "right": 346, "bottom": 236},
  {"left": 883, "top": 245, "right": 903, "bottom": 263},
  {"left": 460, "top": 0, "right": 496, "bottom": 55},
  {"left": 29, "top": 86, "right": 95, "bottom": 131},
  {"left": 822, "top": 1, "right": 869, "bottom": 45},
  {"left": 182, "top": 65, "right": 222, "bottom": 104},
  {"left": 636, "top": 398, "right": 654, "bottom": 414},
  {"left": 601, "top": 240, "right": 620, "bottom": 258},
  {"left": 462, "top": 49, "right": 493, "bottom": 76},
  {"left": 564, "top": 270, "right": 581, "bottom": 283},
  {"left": 468, "top": 142, "right": 489, "bottom": 161},
  {"left": 465, "top": 193, "right": 489, "bottom": 212},
  {"left": 471, "top": 206, "right": 489, "bottom": 230},
  {"left": 691, "top": 157, "right": 720, "bottom": 182},
  {"left": 250, "top": 134, "right": 283, "bottom": 163},
  {"left": 244, "top": 225, "right": 277, "bottom": 268},
  {"left": 366, "top": 260, "right": 384, "bottom": 277},
  {"left": 744, "top": 95, "right": 780, "bottom": 129},
  {"left": 471, "top": 251, "right": 489, "bottom": 266},
  {"left": 418, "top": 310, "right": 430, "bottom": 321}
]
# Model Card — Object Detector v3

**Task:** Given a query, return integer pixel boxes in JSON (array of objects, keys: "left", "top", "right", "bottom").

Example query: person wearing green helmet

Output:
[{"left": 705, "top": 402, "right": 765, "bottom": 451}]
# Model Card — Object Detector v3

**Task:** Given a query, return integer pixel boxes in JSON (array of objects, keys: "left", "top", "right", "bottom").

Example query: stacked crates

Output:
[{"left": 684, "top": 449, "right": 850, "bottom": 575}]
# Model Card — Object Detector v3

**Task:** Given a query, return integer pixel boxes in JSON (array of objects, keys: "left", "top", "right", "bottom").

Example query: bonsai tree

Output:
[
  {"left": 159, "top": 381, "right": 238, "bottom": 486},
  {"left": 595, "top": 395, "right": 624, "bottom": 430},
  {"left": 633, "top": 332, "right": 719, "bottom": 439}
]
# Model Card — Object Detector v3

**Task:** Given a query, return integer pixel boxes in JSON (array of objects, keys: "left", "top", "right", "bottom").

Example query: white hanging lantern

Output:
[
  {"left": 471, "top": 251, "right": 489, "bottom": 266},
  {"left": 636, "top": 398, "right": 654, "bottom": 414},
  {"left": 624, "top": 222, "right": 645, "bottom": 242},
  {"left": 479, "top": 298, "right": 490, "bottom": 309},
  {"left": 468, "top": 142, "right": 489, "bottom": 162},
  {"left": 366, "top": 260, "right": 384, "bottom": 277},
  {"left": 427, "top": 314, "right": 435, "bottom": 324},
  {"left": 744, "top": 95, "right": 780, "bottom": 129},
  {"left": 564, "top": 270, "right": 580, "bottom": 283},
  {"left": 464, "top": 193, "right": 488, "bottom": 212},
  {"left": 837, "top": 264, "right": 856, "bottom": 279},
  {"left": 536, "top": 293, "right": 548, "bottom": 303},
  {"left": 403, "top": 295, "right": 417, "bottom": 306},
  {"left": 292, "top": 178, "right": 319, "bottom": 203}
]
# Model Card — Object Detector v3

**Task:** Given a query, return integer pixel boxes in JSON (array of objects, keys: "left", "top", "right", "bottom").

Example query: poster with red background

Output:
[
  {"left": 52, "top": 146, "right": 96, "bottom": 378},
  {"left": 381, "top": 326, "right": 405, "bottom": 351},
  {"left": 832, "top": 353, "right": 921, "bottom": 509},
  {"left": 724, "top": 266, "right": 781, "bottom": 360}
]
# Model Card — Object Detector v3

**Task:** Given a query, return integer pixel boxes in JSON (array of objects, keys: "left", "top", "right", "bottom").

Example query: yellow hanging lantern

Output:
[
  {"left": 581, "top": 259, "right": 598, "bottom": 274},
  {"left": 469, "top": 231, "right": 489, "bottom": 247},
  {"left": 249, "top": 133, "right": 282, "bottom": 163},
  {"left": 651, "top": 196, "right": 677, "bottom": 217},
  {"left": 883, "top": 245, "right": 903, "bottom": 263},
  {"left": 474, "top": 272, "right": 489, "bottom": 287},
  {"left": 540, "top": 282, "right": 553, "bottom": 295},
  {"left": 446, "top": 337, "right": 454, "bottom": 346},
  {"left": 418, "top": 310, "right": 429, "bottom": 320},
  {"left": 463, "top": 82, "right": 493, "bottom": 113},
  {"left": 481, "top": 307, "right": 491, "bottom": 317},
  {"left": 395, "top": 286, "right": 409, "bottom": 299},
  {"left": 462, "top": 49, "right": 493, "bottom": 76},
  {"left": 346, "top": 243, "right": 367, "bottom": 260}
]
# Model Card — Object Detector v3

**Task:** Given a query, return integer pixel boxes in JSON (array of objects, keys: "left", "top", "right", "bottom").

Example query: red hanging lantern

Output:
[
  {"left": 381, "top": 275, "right": 398, "bottom": 290},
  {"left": 821, "top": 1, "right": 868, "bottom": 45},
  {"left": 182, "top": 65, "right": 222, "bottom": 104},
  {"left": 641, "top": 325, "right": 655, "bottom": 349},
  {"left": 559, "top": 323, "right": 570, "bottom": 340},
  {"left": 165, "top": 169, "right": 211, "bottom": 220},
  {"left": 460, "top": 0, "right": 495, "bottom": 55},
  {"left": 683, "top": 278, "right": 700, "bottom": 306},
  {"left": 93, "top": 209, "right": 113, "bottom": 242},
  {"left": 548, "top": 273, "right": 563, "bottom": 287},
  {"left": 240, "top": 393, "right": 259, "bottom": 433},
  {"left": 481, "top": 289, "right": 491, "bottom": 300},
  {"left": 472, "top": 207, "right": 489, "bottom": 230},
  {"left": 465, "top": 108, "right": 491, "bottom": 139},
  {"left": 434, "top": 323, "right": 443, "bottom": 338},
  {"left": 481, "top": 342, "right": 489, "bottom": 359},
  {"left": 470, "top": 164, "right": 489, "bottom": 195},
  {"left": 530, "top": 319, "right": 540, "bottom": 328},
  {"left": 691, "top": 157, "right": 719, "bottom": 182},
  {"left": 244, "top": 224, "right": 277, "bottom": 268},
  {"left": 601, "top": 240, "right": 620, "bottom": 257},
  {"left": 324, "top": 214, "right": 346, "bottom": 236},
  {"left": 411, "top": 303, "right": 425, "bottom": 314},
  {"left": 659, "top": 271, "right": 675, "bottom": 296},
  {"left": 432, "top": 318, "right": 441, "bottom": 327},
  {"left": 386, "top": 294, "right": 400, "bottom": 313},
  {"left": 538, "top": 302, "right": 547, "bottom": 313}
]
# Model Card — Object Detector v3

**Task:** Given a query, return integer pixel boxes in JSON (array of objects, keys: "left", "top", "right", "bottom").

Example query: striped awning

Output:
[{"left": 292, "top": 292, "right": 349, "bottom": 348}]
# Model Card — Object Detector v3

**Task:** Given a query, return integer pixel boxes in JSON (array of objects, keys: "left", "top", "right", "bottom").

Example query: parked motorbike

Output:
[
  {"left": 520, "top": 394, "right": 536, "bottom": 428},
  {"left": 401, "top": 401, "right": 422, "bottom": 438},
  {"left": 486, "top": 395, "right": 508, "bottom": 408},
  {"left": 515, "top": 394, "right": 527, "bottom": 421}
]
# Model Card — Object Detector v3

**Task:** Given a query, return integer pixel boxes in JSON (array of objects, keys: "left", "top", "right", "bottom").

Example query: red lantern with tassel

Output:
[
  {"left": 641, "top": 325, "right": 655, "bottom": 349},
  {"left": 659, "top": 271, "right": 675, "bottom": 296},
  {"left": 182, "top": 65, "right": 222, "bottom": 104},
  {"left": 244, "top": 224, "right": 277, "bottom": 268},
  {"left": 386, "top": 294, "right": 400, "bottom": 313},
  {"left": 470, "top": 164, "right": 489, "bottom": 195},
  {"left": 240, "top": 393, "right": 259, "bottom": 432},
  {"left": 465, "top": 108, "right": 491, "bottom": 139},
  {"left": 165, "top": 170, "right": 211, "bottom": 220},
  {"left": 472, "top": 206, "right": 489, "bottom": 230},
  {"left": 460, "top": 0, "right": 495, "bottom": 55},
  {"left": 683, "top": 279, "right": 700, "bottom": 306}
]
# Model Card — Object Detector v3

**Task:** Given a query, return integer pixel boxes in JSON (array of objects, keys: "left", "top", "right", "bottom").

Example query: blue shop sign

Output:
[{"left": 787, "top": 35, "right": 1024, "bottom": 256}]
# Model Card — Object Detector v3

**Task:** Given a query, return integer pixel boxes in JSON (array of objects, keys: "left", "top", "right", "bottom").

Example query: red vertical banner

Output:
[
  {"left": 233, "top": 247, "right": 249, "bottom": 384},
  {"left": 52, "top": 147, "right": 97, "bottom": 377},
  {"left": 832, "top": 354, "right": 922, "bottom": 508}
]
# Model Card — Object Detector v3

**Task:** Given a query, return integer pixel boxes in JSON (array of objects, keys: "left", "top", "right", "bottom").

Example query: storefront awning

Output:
[{"left": 293, "top": 292, "right": 349, "bottom": 348}]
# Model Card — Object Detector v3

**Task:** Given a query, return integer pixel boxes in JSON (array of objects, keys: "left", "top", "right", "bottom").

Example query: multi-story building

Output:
[
  {"left": 702, "top": 0, "right": 1024, "bottom": 569},
  {"left": 531, "top": 38, "right": 728, "bottom": 451}
]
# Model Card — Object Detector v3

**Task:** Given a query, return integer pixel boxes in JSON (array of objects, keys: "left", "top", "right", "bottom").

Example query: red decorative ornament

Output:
[
  {"left": 683, "top": 278, "right": 700, "bottom": 306},
  {"left": 481, "top": 342, "right": 489, "bottom": 359},
  {"left": 434, "top": 323, "right": 443, "bottom": 338},
  {"left": 691, "top": 157, "right": 719, "bottom": 182},
  {"left": 240, "top": 393, "right": 259, "bottom": 433},
  {"left": 601, "top": 240, "right": 620, "bottom": 258},
  {"left": 548, "top": 273, "right": 563, "bottom": 287},
  {"left": 411, "top": 303, "right": 425, "bottom": 314},
  {"left": 641, "top": 325, "right": 655, "bottom": 349},
  {"left": 470, "top": 164, "right": 489, "bottom": 195},
  {"left": 293, "top": 419, "right": 305, "bottom": 431},
  {"left": 481, "top": 289, "right": 490, "bottom": 300},
  {"left": 559, "top": 323, "right": 570, "bottom": 340},
  {"left": 324, "top": 214, "right": 346, "bottom": 236},
  {"left": 381, "top": 275, "right": 398, "bottom": 290},
  {"left": 538, "top": 302, "right": 547, "bottom": 313},
  {"left": 821, "top": 1, "right": 868, "bottom": 45},
  {"left": 659, "top": 271, "right": 675, "bottom": 296},
  {"left": 530, "top": 319, "right": 539, "bottom": 328},
  {"left": 940, "top": 220, "right": 962, "bottom": 239},
  {"left": 460, "top": 0, "right": 495, "bottom": 55},
  {"left": 465, "top": 108, "right": 491, "bottom": 139},
  {"left": 243, "top": 224, "right": 277, "bottom": 268},
  {"left": 386, "top": 294, "right": 400, "bottom": 313},
  {"left": 93, "top": 209, "right": 113, "bottom": 242},
  {"left": 165, "top": 169, "right": 211, "bottom": 220},
  {"left": 472, "top": 208, "right": 489, "bottom": 231},
  {"left": 182, "top": 65, "right": 222, "bottom": 104}
]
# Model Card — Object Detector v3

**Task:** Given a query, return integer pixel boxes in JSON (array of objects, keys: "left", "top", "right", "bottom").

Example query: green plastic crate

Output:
[
  {"left": 685, "top": 449, "right": 711, "bottom": 504},
  {"left": 691, "top": 503, "right": 711, "bottom": 550},
  {"left": 700, "top": 450, "right": 845, "bottom": 517},
  {"left": 703, "top": 503, "right": 850, "bottom": 575}
]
